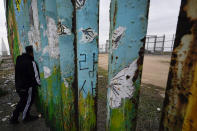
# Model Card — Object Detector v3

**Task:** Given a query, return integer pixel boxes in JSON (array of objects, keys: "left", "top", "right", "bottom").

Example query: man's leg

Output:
[
  {"left": 24, "top": 87, "right": 36, "bottom": 119},
  {"left": 22, "top": 87, "right": 33, "bottom": 120},
  {"left": 10, "top": 91, "right": 28, "bottom": 123}
]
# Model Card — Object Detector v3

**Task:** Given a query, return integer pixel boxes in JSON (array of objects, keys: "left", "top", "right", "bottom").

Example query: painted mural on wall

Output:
[
  {"left": 107, "top": 0, "right": 149, "bottom": 130},
  {"left": 7, "top": 0, "right": 99, "bottom": 130}
]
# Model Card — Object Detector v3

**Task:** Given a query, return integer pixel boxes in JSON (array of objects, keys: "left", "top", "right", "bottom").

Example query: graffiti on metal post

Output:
[
  {"left": 109, "top": 59, "right": 137, "bottom": 108},
  {"left": 107, "top": 0, "right": 149, "bottom": 130},
  {"left": 80, "top": 28, "right": 97, "bottom": 43},
  {"left": 79, "top": 54, "right": 89, "bottom": 70},
  {"left": 57, "top": 21, "right": 71, "bottom": 35},
  {"left": 112, "top": 26, "right": 126, "bottom": 49},
  {"left": 89, "top": 53, "right": 97, "bottom": 78},
  {"left": 80, "top": 80, "right": 87, "bottom": 94},
  {"left": 76, "top": 0, "right": 86, "bottom": 9},
  {"left": 7, "top": 0, "right": 99, "bottom": 130},
  {"left": 77, "top": 0, "right": 99, "bottom": 127}
]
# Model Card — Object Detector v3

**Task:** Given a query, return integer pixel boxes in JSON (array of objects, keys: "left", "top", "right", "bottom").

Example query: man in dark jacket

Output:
[{"left": 10, "top": 45, "right": 40, "bottom": 124}]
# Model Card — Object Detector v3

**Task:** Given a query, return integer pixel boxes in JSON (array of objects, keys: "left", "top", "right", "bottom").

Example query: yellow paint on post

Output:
[
  {"left": 15, "top": 0, "right": 21, "bottom": 11},
  {"left": 182, "top": 64, "right": 197, "bottom": 131}
]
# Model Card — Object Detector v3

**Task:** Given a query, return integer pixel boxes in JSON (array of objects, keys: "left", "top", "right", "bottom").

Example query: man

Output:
[{"left": 10, "top": 45, "right": 41, "bottom": 124}]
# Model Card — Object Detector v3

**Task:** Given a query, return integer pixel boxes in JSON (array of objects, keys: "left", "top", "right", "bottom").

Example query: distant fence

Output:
[
  {"left": 99, "top": 34, "right": 175, "bottom": 55},
  {"left": 145, "top": 35, "right": 175, "bottom": 54},
  {"left": 99, "top": 43, "right": 109, "bottom": 54}
]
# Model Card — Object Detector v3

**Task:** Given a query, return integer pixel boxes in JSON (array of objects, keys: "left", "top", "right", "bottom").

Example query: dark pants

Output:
[{"left": 12, "top": 87, "right": 35, "bottom": 120}]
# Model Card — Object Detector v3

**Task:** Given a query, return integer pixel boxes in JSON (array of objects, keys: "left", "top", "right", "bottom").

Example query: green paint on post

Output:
[
  {"left": 6, "top": 0, "right": 21, "bottom": 64},
  {"left": 79, "top": 92, "right": 96, "bottom": 130}
]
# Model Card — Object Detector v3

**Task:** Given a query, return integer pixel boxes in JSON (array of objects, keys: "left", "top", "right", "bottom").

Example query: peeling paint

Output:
[
  {"left": 175, "top": 35, "right": 192, "bottom": 79},
  {"left": 109, "top": 59, "right": 137, "bottom": 108},
  {"left": 28, "top": 0, "right": 41, "bottom": 52},
  {"left": 43, "top": 16, "right": 60, "bottom": 59}
]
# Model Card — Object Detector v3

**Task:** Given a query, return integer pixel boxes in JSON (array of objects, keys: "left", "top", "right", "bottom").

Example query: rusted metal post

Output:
[
  {"left": 107, "top": 0, "right": 150, "bottom": 130},
  {"left": 160, "top": 0, "right": 197, "bottom": 130},
  {"left": 76, "top": 0, "right": 99, "bottom": 130}
]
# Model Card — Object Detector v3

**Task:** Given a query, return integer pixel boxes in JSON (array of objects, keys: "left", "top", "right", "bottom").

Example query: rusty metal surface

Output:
[{"left": 160, "top": 0, "right": 197, "bottom": 130}]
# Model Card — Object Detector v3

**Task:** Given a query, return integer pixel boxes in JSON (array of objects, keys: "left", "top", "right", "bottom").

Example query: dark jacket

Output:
[{"left": 15, "top": 53, "right": 40, "bottom": 92}]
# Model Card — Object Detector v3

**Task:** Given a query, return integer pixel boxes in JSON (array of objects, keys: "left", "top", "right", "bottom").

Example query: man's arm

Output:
[
  {"left": 27, "top": 60, "right": 41, "bottom": 87},
  {"left": 32, "top": 61, "right": 41, "bottom": 86}
]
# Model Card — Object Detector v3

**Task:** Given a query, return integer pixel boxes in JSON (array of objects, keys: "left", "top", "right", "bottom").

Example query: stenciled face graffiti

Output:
[
  {"left": 57, "top": 21, "right": 71, "bottom": 35},
  {"left": 109, "top": 59, "right": 137, "bottom": 109},
  {"left": 76, "top": 0, "right": 86, "bottom": 9},
  {"left": 80, "top": 28, "right": 97, "bottom": 43},
  {"left": 112, "top": 26, "right": 126, "bottom": 49}
]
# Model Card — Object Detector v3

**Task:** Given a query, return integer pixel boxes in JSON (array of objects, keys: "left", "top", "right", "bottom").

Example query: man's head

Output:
[{"left": 25, "top": 45, "right": 34, "bottom": 57}]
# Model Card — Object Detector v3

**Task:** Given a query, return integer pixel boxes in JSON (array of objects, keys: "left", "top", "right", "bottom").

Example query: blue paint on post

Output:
[
  {"left": 76, "top": 0, "right": 99, "bottom": 130},
  {"left": 55, "top": 0, "right": 77, "bottom": 130},
  {"left": 8, "top": 0, "right": 100, "bottom": 130},
  {"left": 37, "top": 0, "right": 51, "bottom": 105},
  {"left": 107, "top": 0, "right": 149, "bottom": 130}
]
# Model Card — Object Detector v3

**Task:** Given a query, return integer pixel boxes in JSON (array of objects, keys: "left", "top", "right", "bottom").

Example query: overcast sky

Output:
[
  {"left": 0, "top": 0, "right": 181, "bottom": 51},
  {"left": 99, "top": 0, "right": 181, "bottom": 45},
  {"left": 0, "top": 0, "right": 8, "bottom": 52}
]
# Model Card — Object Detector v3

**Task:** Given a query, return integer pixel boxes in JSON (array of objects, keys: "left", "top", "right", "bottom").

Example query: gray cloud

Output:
[{"left": 147, "top": 0, "right": 181, "bottom": 35}]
